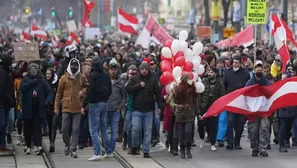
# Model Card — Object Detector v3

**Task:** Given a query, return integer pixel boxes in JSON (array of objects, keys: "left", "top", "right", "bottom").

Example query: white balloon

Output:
[
  {"left": 165, "top": 84, "right": 170, "bottom": 94},
  {"left": 172, "top": 66, "right": 182, "bottom": 79},
  {"left": 171, "top": 39, "right": 180, "bottom": 55},
  {"left": 179, "top": 41, "right": 188, "bottom": 52},
  {"left": 197, "top": 77, "right": 202, "bottom": 82},
  {"left": 184, "top": 48, "right": 194, "bottom": 61},
  {"left": 192, "top": 72, "right": 198, "bottom": 82},
  {"left": 193, "top": 42, "right": 203, "bottom": 55},
  {"left": 197, "top": 65, "right": 205, "bottom": 75},
  {"left": 176, "top": 76, "right": 181, "bottom": 84},
  {"left": 193, "top": 59, "right": 201, "bottom": 70},
  {"left": 179, "top": 30, "right": 188, "bottom": 41},
  {"left": 161, "top": 47, "right": 172, "bottom": 58},
  {"left": 195, "top": 82, "right": 205, "bottom": 93}
]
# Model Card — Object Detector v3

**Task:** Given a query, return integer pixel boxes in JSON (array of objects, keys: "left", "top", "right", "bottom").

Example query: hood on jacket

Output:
[
  {"left": 27, "top": 63, "right": 43, "bottom": 78},
  {"left": 91, "top": 56, "right": 104, "bottom": 72},
  {"left": 47, "top": 68, "right": 58, "bottom": 84},
  {"left": 66, "top": 58, "right": 81, "bottom": 78}
]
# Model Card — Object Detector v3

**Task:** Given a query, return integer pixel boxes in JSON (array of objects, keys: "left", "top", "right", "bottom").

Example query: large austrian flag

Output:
[
  {"left": 203, "top": 77, "right": 297, "bottom": 120},
  {"left": 118, "top": 8, "right": 138, "bottom": 34}
]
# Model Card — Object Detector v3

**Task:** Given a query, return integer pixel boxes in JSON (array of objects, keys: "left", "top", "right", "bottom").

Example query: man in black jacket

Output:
[
  {"left": 223, "top": 56, "right": 250, "bottom": 150},
  {"left": 126, "top": 62, "right": 162, "bottom": 158},
  {"left": 82, "top": 56, "right": 112, "bottom": 161},
  {"left": 0, "top": 54, "right": 14, "bottom": 154}
]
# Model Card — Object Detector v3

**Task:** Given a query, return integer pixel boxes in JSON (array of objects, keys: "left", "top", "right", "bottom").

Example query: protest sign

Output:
[
  {"left": 247, "top": 0, "right": 267, "bottom": 24},
  {"left": 14, "top": 42, "right": 40, "bottom": 61}
]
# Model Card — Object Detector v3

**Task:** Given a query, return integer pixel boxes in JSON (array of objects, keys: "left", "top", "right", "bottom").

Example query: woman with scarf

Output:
[
  {"left": 45, "top": 68, "right": 59, "bottom": 152},
  {"left": 170, "top": 73, "right": 197, "bottom": 159},
  {"left": 20, "top": 63, "right": 54, "bottom": 155}
]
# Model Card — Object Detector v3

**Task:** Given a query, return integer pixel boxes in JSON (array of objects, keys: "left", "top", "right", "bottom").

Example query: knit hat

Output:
[
  {"left": 128, "top": 64, "right": 137, "bottom": 71},
  {"left": 139, "top": 62, "right": 150, "bottom": 70},
  {"left": 275, "top": 55, "right": 282, "bottom": 62},
  {"left": 91, "top": 56, "right": 101, "bottom": 67},
  {"left": 0, "top": 54, "right": 12, "bottom": 69},
  {"left": 129, "top": 52, "right": 137, "bottom": 60},
  {"left": 28, "top": 63, "right": 39, "bottom": 69},
  {"left": 109, "top": 58, "right": 118, "bottom": 69}
]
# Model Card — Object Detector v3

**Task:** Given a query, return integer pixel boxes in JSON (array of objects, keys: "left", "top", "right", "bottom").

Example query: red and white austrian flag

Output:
[
  {"left": 66, "top": 32, "right": 79, "bottom": 45},
  {"left": 30, "top": 24, "right": 48, "bottom": 40},
  {"left": 270, "top": 14, "right": 294, "bottom": 72},
  {"left": 118, "top": 8, "right": 138, "bottom": 34},
  {"left": 21, "top": 31, "right": 31, "bottom": 42},
  {"left": 203, "top": 77, "right": 297, "bottom": 120}
]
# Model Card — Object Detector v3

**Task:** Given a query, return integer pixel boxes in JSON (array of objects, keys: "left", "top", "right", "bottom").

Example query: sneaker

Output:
[
  {"left": 151, "top": 139, "right": 159, "bottom": 147},
  {"left": 24, "top": 147, "right": 31, "bottom": 155},
  {"left": 143, "top": 153, "right": 150, "bottom": 158},
  {"left": 70, "top": 151, "right": 78, "bottom": 158},
  {"left": 218, "top": 141, "right": 224, "bottom": 147},
  {"left": 252, "top": 149, "right": 259, "bottom": 157},
  {"left": 226, "top": 144, "right": 233, "bottom": 150},
  {"left": 102, "top": 153, "right": 114, "bottom": 159},
  {"left": 211, "top": 145, "right": 217, "bottom": 151},
  {"left": 49, "top": 143, "right": 55, "bottom": 153},
  {"left": 7, "top": 134, "right": 12, "bottom": 144},
  {"left": 279, "top": 146, "right": 288, "bottom": 153},
  {"left": 88, "top": 155, "right": 102, "bottom": 161},
  {"left": 199, "top": 140, "right": 204, "bottom": 149},
  {"left": 259, "top": 150, "right": 268, "bottom": 157},
  {"left": 36, "top": 147, "right": 45, "bottom": 155},
  {"left": 78, "top": 144, "right": 84, "bottom": 150},
  {"left": 33, "top": 146, "right": 38, "bottom": 153},
  {"left": 127, "top": 148, "right": 133, "bottom": 155},
  {"left": 64, "top": 146, "right": 70, "bottom": 156}
]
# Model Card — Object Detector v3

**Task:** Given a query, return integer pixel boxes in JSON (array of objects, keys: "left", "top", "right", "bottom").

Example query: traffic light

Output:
[
  {"left": 51, "top": 7, "right": 55, "bottom": 17},
  {"left": 25, "top": 8, "right": 30, "bottom": 14},
  {"left": 68, "top": 7, "right": 73, "bottom": 17}
]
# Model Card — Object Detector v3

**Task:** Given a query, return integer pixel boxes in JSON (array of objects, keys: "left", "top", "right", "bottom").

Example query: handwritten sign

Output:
[
  {"left": 247, "top": 0, "right": 267, "bottom": 24},
  {"left": 13, "top": 42, "right": 40, "bottom": 61}
]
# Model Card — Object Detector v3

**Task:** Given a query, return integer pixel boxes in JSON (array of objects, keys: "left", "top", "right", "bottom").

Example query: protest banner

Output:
[
  {"left": 13, "top": 42, "right": 40, "bottom": 61},
  {"left": 247, "top": 0, "right": 267, "bottom": 24}
]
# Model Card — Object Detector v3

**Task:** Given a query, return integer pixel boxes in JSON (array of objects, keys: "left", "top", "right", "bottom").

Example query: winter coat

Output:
[
  {"left": 126, "top": 73, "right": 162, "bottom": 113},
  {"left": 162, "top": 87, "right": 173, "bottom": 131},
  {"left": 55, "top": 59, "right": 88, "bottom": 113},
  {"left": 45, "top": 72, "right": 58, "bottom": 115},
  {"left": 200, "top": 78, "right": 225, "bottom": 115},
  {"left": 20, "top": 74, "right": 54, "bottom": 119},
  {"left": 0, "top": 65, "right": 14, "bottom": 110},
  {"left": 223, "top": 68, "right": 250, "bottom": 94},
  {"left": 108, "top": 78, "right": 126, "bottom": 112}
]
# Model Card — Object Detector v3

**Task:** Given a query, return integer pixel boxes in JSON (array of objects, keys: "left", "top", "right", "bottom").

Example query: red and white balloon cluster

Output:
[{"left": 159, "top": 30, "right": 205, "bottom": 94}]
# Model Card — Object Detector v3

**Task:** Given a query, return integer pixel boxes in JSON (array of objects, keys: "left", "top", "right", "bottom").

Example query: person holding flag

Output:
[{"left": 245, "top": 61, "right": 270, "bottom": 157}]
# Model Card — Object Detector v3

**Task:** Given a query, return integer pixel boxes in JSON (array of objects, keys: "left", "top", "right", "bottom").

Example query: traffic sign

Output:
[
  {"left": 223, "top": 27, "right": 235, "bottom": 38},
  {"left": 247, "top": 0, "right": 267, "bottom": 24}
]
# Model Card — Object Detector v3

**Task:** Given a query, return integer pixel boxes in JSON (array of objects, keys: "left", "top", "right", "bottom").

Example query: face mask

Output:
[
  {"left": 233, "top": 67, "right": 239, "bottom": 72},
  {"left": 30, "top": 69, "right": 38, "bottom": 76},
  {"left": 71, "top": 67, "right": 78, "bottom": 74},
  {"left": 255, "top": 72, "right": 263, "bottom": 78},
  {"left": 187, "top": 79, "right": 193, "bottom": 85}
]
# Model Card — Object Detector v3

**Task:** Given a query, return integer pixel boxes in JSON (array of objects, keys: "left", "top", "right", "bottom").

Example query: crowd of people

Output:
[{"left": 0, "top": 33, "right": 297, "bottom": 162}]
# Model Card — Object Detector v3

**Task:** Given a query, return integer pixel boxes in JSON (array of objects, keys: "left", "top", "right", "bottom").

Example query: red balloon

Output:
[
  {"left": 164, "top": 40, "right": 173, "bottom": 48},
  {"left": 183, "top": 61, "right": 194, "bottom": 72},
  {"left": 161, "top": 72, "right": 174, "bottom": 85},
  {"left": 160, "top": 60, "right": 173, "bottom": 73},
  {"left": 174, "top": 56, "right": 186, "bottom": 67},
  {"left": 175, "top": 51, "right": 184, "bottom": 57},
  {"left": 161, "top": 55, "right": 172, "bottom": 61}
]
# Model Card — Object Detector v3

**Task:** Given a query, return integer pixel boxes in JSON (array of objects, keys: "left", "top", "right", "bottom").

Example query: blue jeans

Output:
[
  {"left": 124, "top": 111, "right": 132, "bottom": 148},
  {"left": 107, "top": 111, "right": 120, "bottom": 152},
  {"left": 154, "top": 102, "right": 160, "bottom": 138},
  {"left": 227, "top": 112, "right": 246, "bottom": 145},
  {"left": 279, "top": 117, "right": 297, "bottom": 147},
  {"left": 132, "top": 111, "right": 153, "bottom": 153},
  {"left": 0, "top": 109, "right": 9, "bottom": 148},
  {"left": 88, "top": 102, "right": 111, "bottom": 156},
  {"left": 7, "top": 108, "right": 14, "bottom": 134}
]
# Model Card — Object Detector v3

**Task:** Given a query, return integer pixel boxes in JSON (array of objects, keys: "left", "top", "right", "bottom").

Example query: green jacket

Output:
[{"left": 200, "top": 77, "right": 225, "bottom": 113}]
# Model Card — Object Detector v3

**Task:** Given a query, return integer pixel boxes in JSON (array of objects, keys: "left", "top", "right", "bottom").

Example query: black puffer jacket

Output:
[{"left": 126, "top": 66, "right": 162, "bottom": 112}]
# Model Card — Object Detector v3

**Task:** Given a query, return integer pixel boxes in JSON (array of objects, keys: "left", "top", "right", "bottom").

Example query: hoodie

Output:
[{"left": 66, "top": 58, "right": 81, "bottom": 79}]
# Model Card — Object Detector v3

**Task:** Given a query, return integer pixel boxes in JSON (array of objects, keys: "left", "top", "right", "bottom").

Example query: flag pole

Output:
[{"left": 254, "top": 24, "right": 257, "bottom": 63}]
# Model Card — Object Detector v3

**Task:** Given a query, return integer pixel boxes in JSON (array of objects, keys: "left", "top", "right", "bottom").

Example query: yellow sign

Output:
[
  {"left": 247, "top": 0, "right": 267, "bottom": 24},
  {"left": 211, "top": 1, "right": 221, "bottom": 21},
  {"left": 223, "top": 27, "right": 235, "bottom": 38}
]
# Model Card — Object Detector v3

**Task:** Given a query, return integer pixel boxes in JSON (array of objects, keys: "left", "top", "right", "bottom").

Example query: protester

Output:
[{"left": 20, "top": 63, "right": 54, "bottom": 155}]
